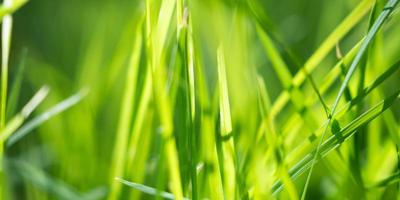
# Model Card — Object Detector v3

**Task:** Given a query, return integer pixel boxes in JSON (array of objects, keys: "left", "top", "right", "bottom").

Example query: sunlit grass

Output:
[{"left": 1, "top": 0, "right": 400, "bottom": 199}]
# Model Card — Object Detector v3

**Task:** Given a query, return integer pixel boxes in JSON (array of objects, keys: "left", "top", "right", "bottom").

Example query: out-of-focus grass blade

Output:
[
  {"left": 108, "top": 22, "right": 142, "bottom": 200},
  {"left": 6, "top": 88, "right": 89, "bottom": 147},
  {"left": 300, "top": 0, "right": 374, "bottom": 74},
  {"left": 1, "top": 86, "right": 49, "bottom": 142},
  {"left": 270, "top": 0, "right": 375, "bottom": 118},
  {"left": 1, "top": 0, "right": 13, "bottom": 129},
  {"left": 367, "top": 172, "right": 400, "bottom": 188},
  {"left": 126, "top": 107, "right": 154, "bottom": 200},
  {"left": 257, "top": 76, "right": 299, "bottom": 199},
  {"left": 6, "top": 48, "right": 28, "bottom": 119},
  {"left": 0, "top": 0, "right": 28, "bottom": 19},
  {"left": 350, "top": 59, "right": 400, "bottom": 106},
  {"left": 257, "top": 25, "right": 320, "bottom": 130},
  {"left": 14, "top": 160, "right": 105, "bottom": 200},
  {"left": 194, "top": 40, "right": 224, "bottom": 199},
  {"left": 125, "top": 68, "right": 152, "bottom": 171},
  {"left": 116, "top": 178, "right": 190, "bottom": 200}
]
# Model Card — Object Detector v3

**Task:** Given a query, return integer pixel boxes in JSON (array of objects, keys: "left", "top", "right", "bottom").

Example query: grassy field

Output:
[{"left": 1, "top": 0, "right": 400, "bottom": 199}]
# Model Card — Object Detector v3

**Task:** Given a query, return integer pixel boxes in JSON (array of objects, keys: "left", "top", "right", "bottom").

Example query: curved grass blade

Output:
[
  {"left": 270, "top": 0, "right": 375, "bottom": 118},
  {"left": 367, "top": 172, "right": 400, "bottom": 188},
  {"left": 1, "top": 86, "right": 49, "bottom": 142},
  {"left": 0, "top": 0, "right": 28, "bottom": 19},
  {"left": 6, "top": 88, "right": 89, "bottom": 147},
  {"left": 257, "top": 24, "right": 325, "bottom": 130},
  {"left": 0, "top": 85, "right": 48, "bottom": 188},
  {"left": 13, "top": 160, "right": 105, "bottom": 200},
  {"left": 116, "top": 178, "right": 189, "bottom": 200},
  {"left": 276, "top": 41, "right": 362, "bottom": 143},
  {"left": 284, "top": 59, "right": 400, "bottom": 169},
  {"left": 274, "top": 89, "right": 400, "bottom": 195},
  {"left": 301, "top": 1, "right": 400, "bottom": 199}
]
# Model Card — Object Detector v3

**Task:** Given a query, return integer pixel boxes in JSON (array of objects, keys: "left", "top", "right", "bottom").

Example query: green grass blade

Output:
[
  {"left": 270, "top": 39, "right": 363, "bottom": 120},
  {"left": 1, "top": 0, "right": 14, "bottom": 130},
  {"left": 257, "top": 24, "right": 322, "bottom": 130},
  {"left": 6, "top": 48, "right": 28, "bottom": 119},
  {"left": 217, "top": 46, "right": 236, "bottom": 199},
  {"left": 6, "top": 88, "right": 88, "bottom": 147},
  {"left": 300, "top": 0, "right": 374, "bottom": 78},
  {"left": 257, "top": 76, "right": 299, "bottom": 199},
  {"left": 108, "top": 23, "right": 143, "bottom": 200},
  {"left": 116, "top": 178, "right": 190, "bottom": 200},
  {"left": 185, "top": 14, "right": 198, "bottom": 200},
  {"left": 331, "top": 0, "right": 399, "bottom": 114},
  {"left": 147, "top": 0, "right": 184, "bottom": 197},
  {"left": 1, "top": 86, "right": 49, "bottom": 142},
  {"left": 125, "top": 69, "right": 152, "bottom": 171},
  {"left": 217, "top": 46, "right": 232, "bottom": 136},
  {"left": 0, "top": 0, "right": 28, "bottom": 19},
  {"left": 270, "top": 0, "right": 375, "bottom": 118},
  {"left": 275, "top": 90, "right": 400, "bottom": 195},
  {"left": 13, "top": 160, "right": 105, "bottom": 200},
  {"left": 284, "top": 58, "right": 400, "bottom": 168},
  {"left": 367, "top": 172, "right": 400, "bottom": 188},
  {"left": 301, "top": 1, "right": 400, "bottom": 198}
]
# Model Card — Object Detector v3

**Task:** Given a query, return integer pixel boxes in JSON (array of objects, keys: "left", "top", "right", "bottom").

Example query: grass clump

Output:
[{"left": 1, "top": 0, "right": 400, "bottom": 199}]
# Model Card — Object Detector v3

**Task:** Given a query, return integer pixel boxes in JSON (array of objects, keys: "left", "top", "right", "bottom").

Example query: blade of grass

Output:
[
  {"left": 0, "top": 0, "right": 15, "bottom": 193},
  {"left": 0, "top": 0, "right": 28, "bottom": 19},
  {"left": 217, "top": 46, "right": 236, "bottom": 200},
  {"left": 181, "top": 10, "right": 198, "bottom": 200},
  {"left": 126, "top": 107, "right": 154, "bottom": 200},
  {"left": 116, "top": 178, "right": 190, "bottom": 200},
  {"left": 6, "top": 88, "right": 89, "bottom": 147},
  {"left": 0, "top": 85, "right": 48, "bottom": 198},
  {"left": 125, "top": 67, "right": 152, "bottom": 171},
  {"left": 285, "top": 58, "right": 400, "bottom": 170},
  {"left": 367, "top": 171, "right": 400, "bottom": 188},
  {"left": 279, "top": 41, "right": 362, "bottom": 145},
  {"left": 257, "top": 76, "right": 299, "bottom": 199},
  {"left": 1, "top": 86, "right": 49, "bottom": 142},
  {"left": 194, "top": 42, "right": 224, "bottom": 199},
  {"left": 147, "top": 0, "right": 184, "bottom": 198},
  {"left": 270, "top": 0, "right": 375, "bottom": 118},
  {"left": 301, "top": 1, "right": 400, "bottom": 199},
  {"left": 1, "top": 0, "right": 15, "bottom": 129},
  {"left": 108, "top": 21, "right": 143, "bottom": 200},
  {"left": 6, "top": 48, "right": 28, "bottom": 120},
  {"left": 13, "top": 160, "right": 105, "bottom": 200},
  {"left": 257, "top": 24, "right": 328, "bottom": 130},
  {"left": 274, "top": 89, "right": 400, "bottom": 194}
]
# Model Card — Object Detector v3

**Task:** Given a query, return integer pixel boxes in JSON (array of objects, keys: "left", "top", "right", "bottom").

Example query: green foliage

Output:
[{"left": 1, "top": 0, "right": 400, "bottom": 199}]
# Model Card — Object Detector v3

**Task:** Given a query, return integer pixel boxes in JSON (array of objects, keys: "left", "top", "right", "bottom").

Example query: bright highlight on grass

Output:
[{"left": 1, "top": 0, "right": 400, "bottom": 199}]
